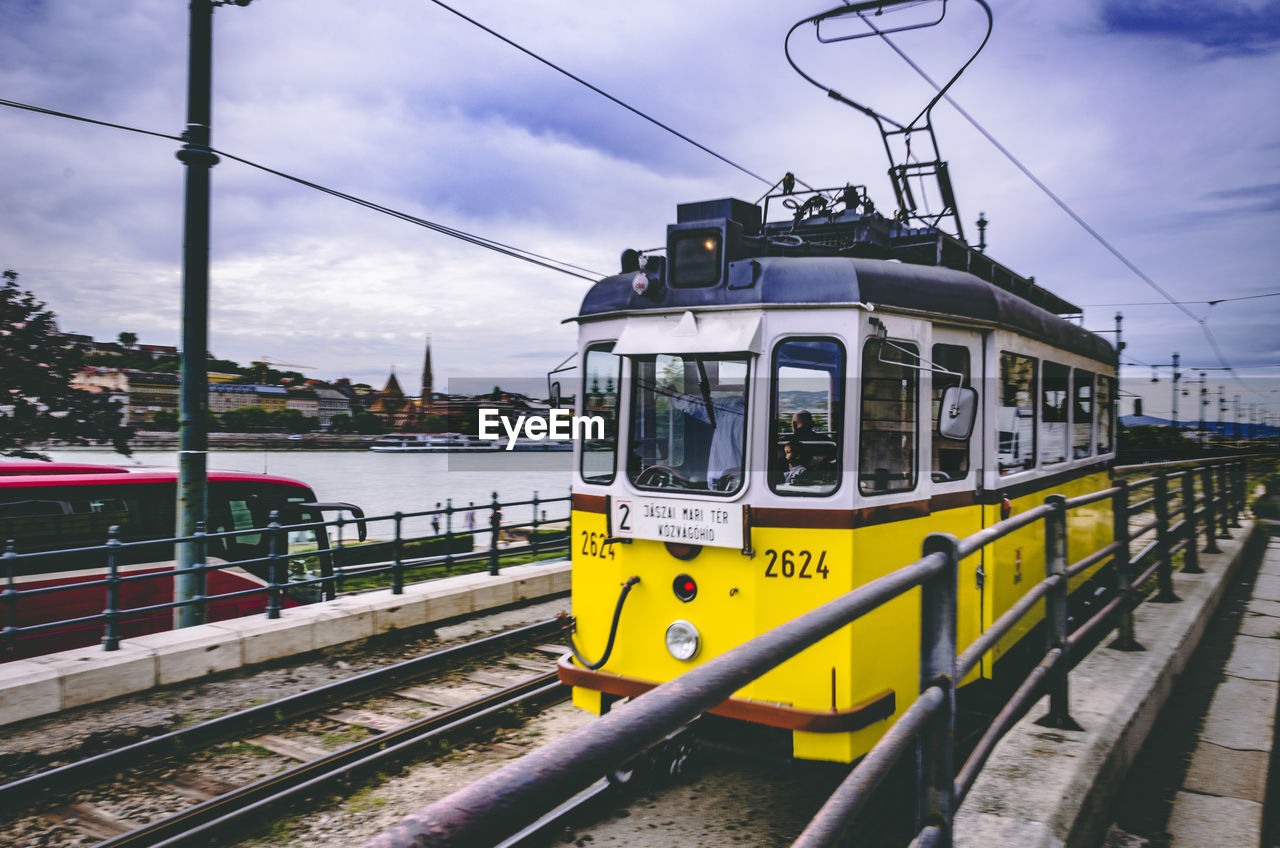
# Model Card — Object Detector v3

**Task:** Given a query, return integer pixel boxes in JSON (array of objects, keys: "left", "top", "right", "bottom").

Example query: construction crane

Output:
[{"left": 254, "top": 355, "right": 316, "bottom": 370}]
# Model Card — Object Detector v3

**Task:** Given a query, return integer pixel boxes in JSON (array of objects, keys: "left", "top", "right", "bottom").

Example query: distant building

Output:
[
  {"left": 286, "top": 386, "right": 320, "bottom": 419},
  {"left": 310, "top": 386, "right": 353, "bottom": 429},
  {"left": 137, "top": 344, "right": 179, "bottom": 359},
  {"left": 208, "top": 383, "right": 288, "bottom": 415},
  {"left": 72, "top": 369, "right": 180, "bottom": 425}
]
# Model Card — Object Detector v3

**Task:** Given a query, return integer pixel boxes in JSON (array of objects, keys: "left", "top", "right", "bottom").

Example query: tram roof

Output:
[{"left": 576, "top": 256, "right": 1115, "bottom": 365}]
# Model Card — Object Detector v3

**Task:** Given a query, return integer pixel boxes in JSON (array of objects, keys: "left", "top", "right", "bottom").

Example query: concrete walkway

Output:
[{"left": 1163, "top": 530, "right": 1279, "bottom": 847}]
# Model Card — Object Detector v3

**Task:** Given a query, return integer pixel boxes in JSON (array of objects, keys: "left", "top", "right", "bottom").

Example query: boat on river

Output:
[{"left": 369, "top": 433, "right": 498, "bottom": 453}]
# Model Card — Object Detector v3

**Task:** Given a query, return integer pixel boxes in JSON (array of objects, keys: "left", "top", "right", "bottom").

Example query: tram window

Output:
[
  {"left": 1097, "top": 375, "right": 1115, "bottom": 454},
  {"left": 931, "top": 344, "right": 971, "bottom": 482},
  {"left": 670, "top": 231, "right": 723, "bottom": 288},
  {"left": 860, "top": 339, "right": 918, "bottom": 495},
  {"left": 628, "top": 353, "right": 749, "bottom": 494},
  {"left": 1041, "top": 362, "right": 1069, "bottom": 466},
  {"left": 998, "top": 352, "right": 1038, "bottom": 474},
  {"left": 581, "top": 344, "right": 622, "bottom": 485},
  {"left": 770, "top": 338, "right": 844, "bottom": 496},
  {"left": 1073, "top": 369, "right": 1095, "bottom": 458}
]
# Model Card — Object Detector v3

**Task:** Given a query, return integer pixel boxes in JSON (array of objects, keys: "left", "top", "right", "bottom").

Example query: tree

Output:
[
  {"left": 1, "top": 270, "right": 133, "bottom": 459},
  {"left": 151, "top": 410, "right": 179, "bottom": 432},
  {"left": 117, "top": 331, "right": 138, "bottom": 349}
]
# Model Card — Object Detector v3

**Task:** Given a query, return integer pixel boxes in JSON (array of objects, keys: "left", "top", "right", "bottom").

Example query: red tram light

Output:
[{"left": 673, "top": 574, "right": 697, "bottom": 602}]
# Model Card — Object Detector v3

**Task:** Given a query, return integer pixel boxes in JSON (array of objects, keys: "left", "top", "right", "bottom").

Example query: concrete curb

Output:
[
  {"left": 1163, "top": 530, "right": 1280, "bottom": 847},
  {"left": 954, "top": 525, "right": 1257, "bottom": 848},
  {"left": 0, "top": 560, "right": 571, "bottom": 728}
]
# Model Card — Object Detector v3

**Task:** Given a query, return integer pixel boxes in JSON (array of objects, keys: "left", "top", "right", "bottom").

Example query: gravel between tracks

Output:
[{"left": 0, "top": 597, "right": 570, "bottom": 783}]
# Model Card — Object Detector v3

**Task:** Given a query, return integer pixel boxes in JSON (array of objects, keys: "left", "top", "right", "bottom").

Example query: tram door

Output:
[{"left": 928, "top": 326, "right": 987, "bottom": 680}]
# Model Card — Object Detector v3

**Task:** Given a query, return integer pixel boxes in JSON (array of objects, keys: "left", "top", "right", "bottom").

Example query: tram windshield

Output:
[{"left": 627, "top": 353, "right": 749, "bottom": 494}]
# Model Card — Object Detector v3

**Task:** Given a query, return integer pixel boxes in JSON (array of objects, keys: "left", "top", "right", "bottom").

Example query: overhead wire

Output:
[
  {"left": 422, "top": 0, "right": 810, "bottom": 191},
  {"left": 857, "top": 15, "right": 1256, "bottom": 392},
  {"left": 0, "top": 97, "right": 603, "bottom": 282}
]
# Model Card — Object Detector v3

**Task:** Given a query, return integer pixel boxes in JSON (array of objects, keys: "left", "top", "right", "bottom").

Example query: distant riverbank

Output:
[{"left": 48, "top": 432, "right": 382, "bottom": 451}]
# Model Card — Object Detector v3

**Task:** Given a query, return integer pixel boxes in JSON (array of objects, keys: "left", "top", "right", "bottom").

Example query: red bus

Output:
[{"left": 0, "top": 461, "right": 362, "bottom": 659}]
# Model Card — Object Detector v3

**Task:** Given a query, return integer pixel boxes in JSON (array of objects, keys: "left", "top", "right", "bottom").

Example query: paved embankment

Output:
[
  {"left": 0, "top": 560, "right": 570, "bottom": 728},
  {"left": 955, "top": 524, "right": 1260, "bottom": 848},
  {"left": 1157, "top": 527, "right": 1279, "bottom": 846}
]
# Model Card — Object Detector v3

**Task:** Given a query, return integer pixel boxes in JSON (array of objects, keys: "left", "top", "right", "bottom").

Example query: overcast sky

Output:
[{"left": 2, "top": 0, "right": 1278, "bottom": 422}]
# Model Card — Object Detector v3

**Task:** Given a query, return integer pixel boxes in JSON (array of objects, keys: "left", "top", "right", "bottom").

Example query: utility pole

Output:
[
  {"left": 1198, "top": 372, "right": 1207, "bottom": 432},
  {"left": 1114, "top": 312, "right": 1124, "bottom": 411},
  {"left": 175, "top": 0, "right": 251, "bottom": 628},
  {"left": 1170, "top": 352, "right": 1181, "bottom": 430}
]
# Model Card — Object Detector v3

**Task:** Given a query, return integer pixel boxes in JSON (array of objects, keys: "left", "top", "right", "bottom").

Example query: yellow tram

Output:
[{"left": 555, "top": 191, "right": 1117, "bottom": 763}]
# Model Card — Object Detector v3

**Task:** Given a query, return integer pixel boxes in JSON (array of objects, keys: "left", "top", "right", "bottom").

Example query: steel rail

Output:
[
  {"left": 0, "top": 617, "right": 567, "bottom": 807},
  {"left": 495, "top": 779, "right": 613, "bottom": 848},
  {"left": 791, "top": 685, "right": 946, "bottom": 847},
  {"left": 99, "top": 676, "right": 567, "bottom": 848},
  {"left": 361, "top": 552, "right": 948, "bottom": 848}
]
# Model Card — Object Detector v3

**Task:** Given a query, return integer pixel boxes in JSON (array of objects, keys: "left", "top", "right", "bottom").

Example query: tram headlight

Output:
[{"left": 665, "top": 619, "right": 701, "bottom": 661}]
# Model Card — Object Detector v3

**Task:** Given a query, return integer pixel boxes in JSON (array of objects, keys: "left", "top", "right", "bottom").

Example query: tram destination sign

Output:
[{"left": 611, "top": 497, "right": 743, "bottom": 550}]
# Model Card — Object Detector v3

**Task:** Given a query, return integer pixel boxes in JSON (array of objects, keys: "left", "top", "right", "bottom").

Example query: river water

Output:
[{"left": 43, "top": 448, "right": 572, "bottom": 523}]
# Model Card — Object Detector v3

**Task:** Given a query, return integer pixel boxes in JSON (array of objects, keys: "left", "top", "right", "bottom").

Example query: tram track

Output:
[{"left": 1, "top": 616, "right": 572, "bottom": 848}]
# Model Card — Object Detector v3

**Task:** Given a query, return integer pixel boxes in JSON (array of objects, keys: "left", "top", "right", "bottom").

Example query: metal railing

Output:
[
  {"left": 1, "top": 491, "right": 571, "bottom": 660},
  {"left": 360, "top": 455, "right": 1272, "bottom": 848}
]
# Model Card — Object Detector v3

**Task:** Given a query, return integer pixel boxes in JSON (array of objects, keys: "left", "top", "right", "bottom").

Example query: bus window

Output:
[
  {"left": 628, "top": 353, "right": 749, "bottom": 494},
  {"left": 1097, "top": 375, "right": 1115, "bottom": 454},
  {"left": 860, "top": 339, "right": 918, "bottom": 495},
  {"left": 770, "top": 338, "right": 844, "bottom": 496},
  {"left": 1041, "top": 362, "right": 1069, "bottom": 466},
  {"left": 1073, "top": 369, "right": 1094, "bottom": 458},
  {"left": 931, "top": 343, "right": 971, "bottom": 482},
  {"left": 581, "top": 343, "right": 621, "bottom": 485},
  {"left": 999, "top": 352, "right": 1038, "bottom": 474}
]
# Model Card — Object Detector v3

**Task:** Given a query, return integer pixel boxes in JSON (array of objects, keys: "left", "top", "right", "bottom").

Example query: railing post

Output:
[
  {"left": 531, "top": 490, "right": 541, "bottom": 558},
  {"left": 333, "top": 515, "right": 347, "bottom": 596},
  {"left": 444, "top": 498, "right": 454, "bottom": 574},
  {"left": 489, "top": 491, "right": 501, "bottom": 577},
  {"left": 1109, "top": 480, "right": 1143, "bottom": 651},
  {"left": 266, "top": 510, "right": 283, "bottom": 619},
  {"left": 1228, "top": 460, "right": 1243, "bottom": 528},
  {"left": 1, "top": 540, "right": 16, "bottom": 658},
  {"left": 102, "top": 526, "right": 122, "bottom": 651},
  {"left": 1180, "top": 472, "right": 1203, "bottom": 574},
  {"left": 1038, "top": 495, "right": 1082, "bottom": 729},
  {"left": 1216, "top": 463, "right": 1233, "bottom": 538},
  {"left": 192, "top": 520, "right": 208, "bottom": 624},
  {"left": 1201, "top": 465, "right": 1223, "bottom": 552},
  {"left": 391, "top": 511, "right": 404, "bottom": 596},
  {"left": 1151, "top": 472, "right": 1181, "bottom": 603},
  {"left": 919, "top": 532, "right": 959, "bottom": 847}
]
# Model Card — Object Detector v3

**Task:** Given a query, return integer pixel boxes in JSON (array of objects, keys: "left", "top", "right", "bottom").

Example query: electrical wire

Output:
[
  {"left": 209, "top": 147, "right": 605, "bottom": 280},
  {"left": 423, "top": 0, "right": 806, "bottom": 190},
  {"left": 0, "top": 97, "right": 182, "bottom": 142},
  {"left": 0, "top": 97, "right": 604, "bottom": 282},
  {"left": 1083, "top": 292, "right": 1280, "bottom": 307},
  {"left": 862, "top": 20, "right": 1257, "bottom": 394}
]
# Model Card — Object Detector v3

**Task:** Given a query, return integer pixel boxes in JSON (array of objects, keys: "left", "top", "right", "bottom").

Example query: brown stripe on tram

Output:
[{"left": 571, "top": 493, "right": 609, "bottom": 513}]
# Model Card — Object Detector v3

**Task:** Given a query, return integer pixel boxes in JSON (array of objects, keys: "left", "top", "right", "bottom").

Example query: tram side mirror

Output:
[
  {"left": 938, "top": 386, "right": 978, "bottom": 441},
  {"left": 301, "top": 502, "right": 368, "bottom": 542},
  {"left": 549, "top": 381, "right": 562, "bottom": 409}
]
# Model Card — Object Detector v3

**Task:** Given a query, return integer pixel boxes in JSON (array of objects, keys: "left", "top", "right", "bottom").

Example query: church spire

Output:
[{"left": 421, "top": 335, "right": 433, "bottom": 410}]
